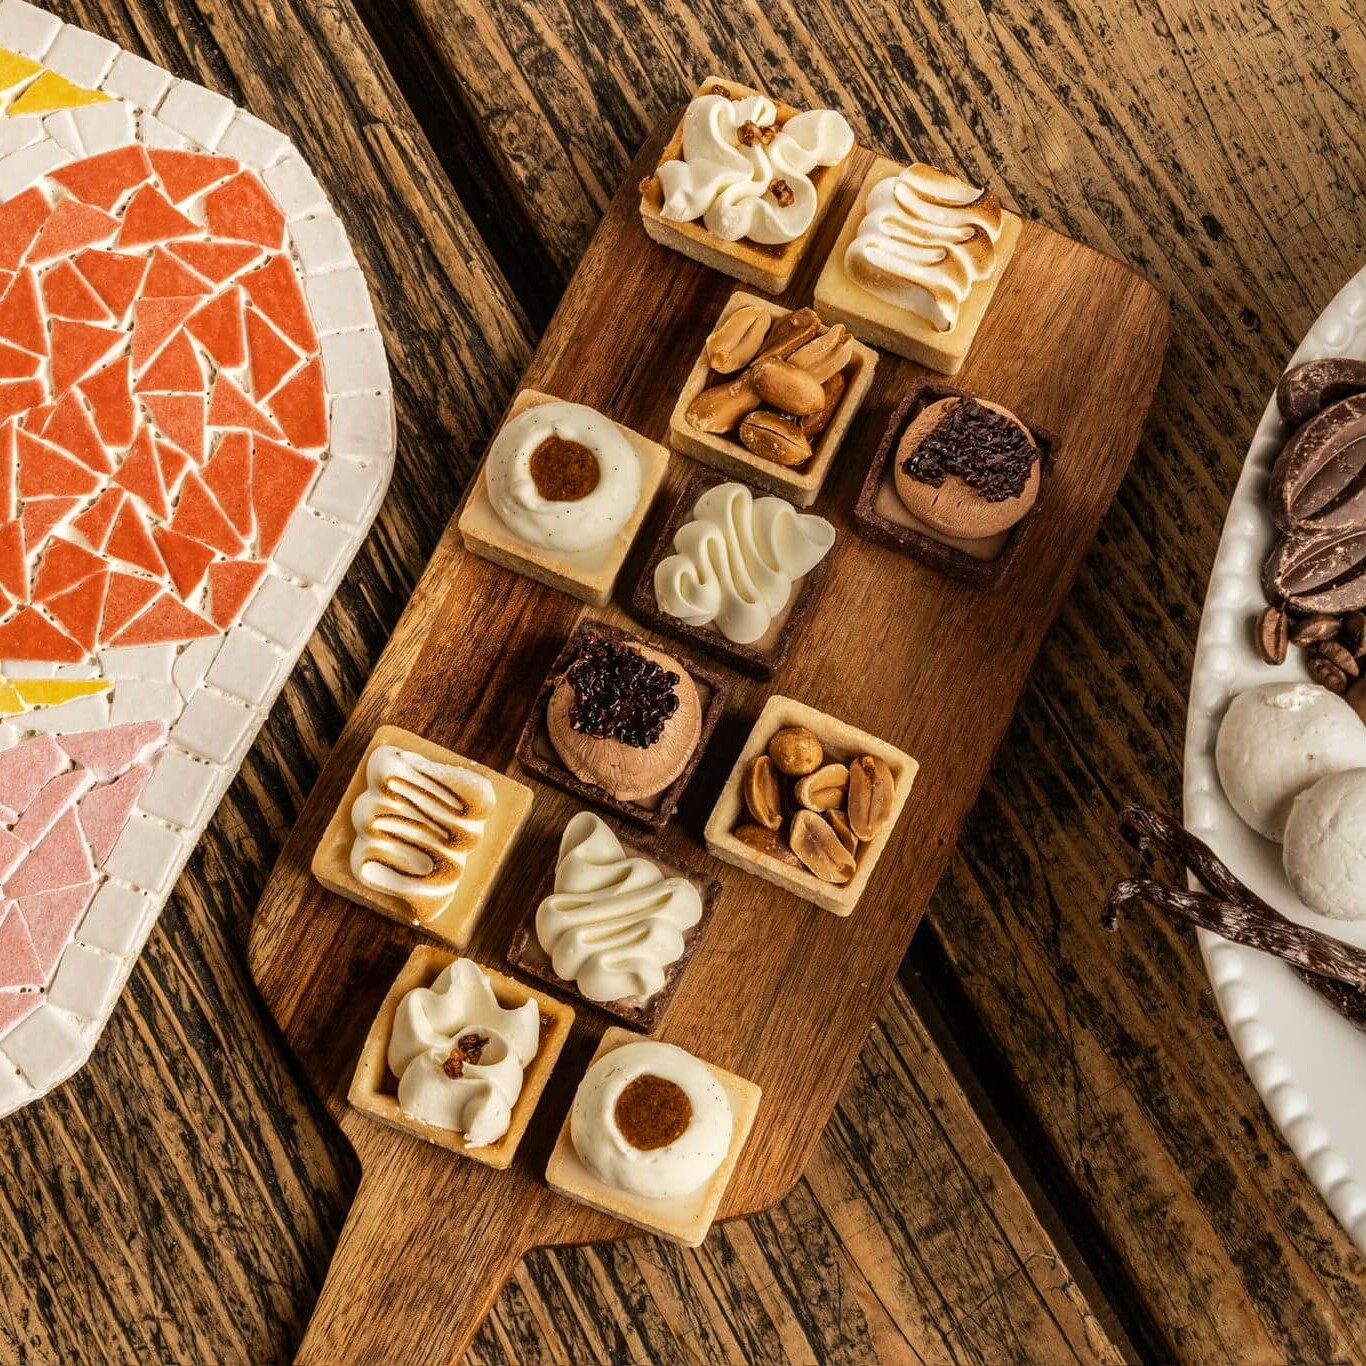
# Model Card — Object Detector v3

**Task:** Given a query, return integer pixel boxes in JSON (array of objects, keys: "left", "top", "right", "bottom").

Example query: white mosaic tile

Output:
[
  {"left": 44, "top": 25, "right": 117, "bottom": 87},
  {"left": 139, "top": 748, "right": 216, "bottom": 829},
  {"left": 217, "top": 110, "right": 290, "bottom": 169},
  {"left": 0, "top": 116, "right": 41, "bottom": 155},
  {"left": 308, "top": 457, "right": 385, "bottom": 525},
  {"left": 0, "top": 1055, "right": 33, "bottom": 1110},
  {"left": 274, "top": 510, "right": 352, "bottom": 586},
  {"left": 331, "top": 392, "right": 395, "bottom": 457},
  {"left": 0, "top": 0, "right": 61, "bottom": 59},
  {"left": 291, "top": 213, "right": 356, "bottom": 275},
  {"left": 138, "top": 112, "right": 190, "bottom": 151},
  {"left": 0, "top": 724, "right": 19, "bottom": 751},
  {"left": 71, "top": 99, "right": 135, "bottom": 154},
  {"left": 171, "top": 636, "right": 221, "bottom": 701},
  {"left": 304, "top": 268, "right": 376, "bottom": 334},
  {"left": 99, "top": 645, "right": 177, "bottom": 683},
  {"left": 48, "top": 943, "right": 121, "bottom": 1019},
  {"left": 104, "top": 814, "right": 186, "bottom": 894},
  {"left": 263, "top": 154, "right": 326, "bottom": 219},
  {"left": 110, "top": 679, "right": 183, "bottom": 726},
  {"left": 18, "top": 692, "right": 110, "bottom": 733},
  {"left": 242, "top": 573, "right": 318, "bottom": 649},
  {"left": 101, "top": 49, "right": 172, "bottom": 110},
  {"left": 0, "top": 138, "right": 68, "bottom": 198},
  {"left": 170, "top": 690, "right": 255, "bottom": 765},
  {"left": 2, "top": 1005, "right": 84, "bottom": 1089},
  {"left": 156, "top": 79, "right": 235, "bottom": 148},
  {"left": 320, "top": 328, "right": 389, "bottom": 394},
  {"left": 41, "top": 108, "right": 81, "bottom": 156},
  {"left": 78, "top": 882, "right": 153, "bottom": 957},
  {"left": 205, "top": 628, "right": 282, "bottom": 707}
]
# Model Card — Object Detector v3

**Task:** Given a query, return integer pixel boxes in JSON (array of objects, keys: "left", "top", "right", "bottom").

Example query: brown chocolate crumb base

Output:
[
  {"left": 903, "top": 398, "right": 1037, "bottom": 502},
  {"left": 615, "top": 1074, "right": 692, "bottom": 1150},
  {"left": 530, "top": 436, "right": 600, "bottom": 502},
  {"left": 441, "top": 1032, "right": 489, "bottom": 1078},
  {"left": 565, "top": 631, "right": 681, "bottom": 748}
]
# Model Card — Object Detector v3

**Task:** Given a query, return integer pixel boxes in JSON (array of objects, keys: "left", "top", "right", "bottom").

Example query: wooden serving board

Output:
[{"left": 248, "top": 116, "right": 1168, "bottom": 1361}]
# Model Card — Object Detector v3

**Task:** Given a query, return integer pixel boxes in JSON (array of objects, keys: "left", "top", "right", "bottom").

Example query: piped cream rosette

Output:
[
  {"left": 845, "top": 164, "right": 1004, "bottom": 331},
  {"left": 536, "top": 812, "right": 703, "bottom": 1003},
  {"left": 486, "top": 401, "right": 642, "bottom": 552},
  {"left": 388, "top": 959, "right": 540, "bottom": 1146},
  {"left": 349, "top": 745, "right": 495, "bottom": 920},
  {"left": 571, "top": 1040, "right": 733, "bottom": 1198},
  {"left": 658, "top": 93, "right": 853, "bottom": 245},
  {"left": 654, "top": 482, "right": 835, "bottom": 644}
]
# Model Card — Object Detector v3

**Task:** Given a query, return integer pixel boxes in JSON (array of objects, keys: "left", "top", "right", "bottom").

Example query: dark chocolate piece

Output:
[
  {"left": 1269, "top": 393, "right": 1366, "bottom": 533},
  {"left": 852, "top": 379, "right": 1056, "bottom": 589},
  {"left": 565, "top": 630, "right": 680, "bottom": 747},
  {"left": 513, "top": 619, "right": 729, "bottom": 831},
  {"left": 629, "top": 472, "right": 831, "bottom": 679},
  {"left": 901, "top": 397, "right": 1037, "bottom": 502},
  {"left": 1276, "top": 358, "right": 1366, "bottom": 429},
  {"left": 507, "top": 833, "right": 720, "bottom": 1032},
  {"left": 1104, "top": 805, "right": 1366, "bottom": 997},
  {"left": 1263, "top": 526, "right": 1366, "bottom": 613}
]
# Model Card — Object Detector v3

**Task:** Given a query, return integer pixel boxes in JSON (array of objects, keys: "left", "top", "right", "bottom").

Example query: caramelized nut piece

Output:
[
  {"left": 752, "top": 308, "right": 821, "bottom": 365},
  {"left": 739, "top": 410, "right": 811, "bottom": 466},
  {"left": 688, "top": 375, "right": 762, "bottom": 434},
  {"left": 706, "top": 305, "right": 771, "bottom": 374},
  {"left": 769, "top": 726, "right": 823, "bottom": 776},
  {"left": 827, "top": 808, "right": 858, "bottom": 856},
  {"left": 789, "top": 325, "right": 854, "bottom": 383},
  {"left": 743, "top": 754, "right": 783, "bottom": 830},
  {"left": 734, "top": 823, "right": 802, "bottom": 867},
  {"left": 751, "top": 358, "right": 826, "bottom": 416},
  {"left": 847, "top": 754, "right": 895, "bottom": 841},
  {"left": 794, "top": 762, "right": 849, "bottom": 812},
  {"left": 802, "top": 371, "right": 846, "bottom": 439},
  {"left": 790, "top": 809, "right": 856, "bottom": 883}
]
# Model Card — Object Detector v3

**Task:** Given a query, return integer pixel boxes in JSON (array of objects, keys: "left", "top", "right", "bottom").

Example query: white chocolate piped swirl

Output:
[
  {"left": 388, "top": 959, "right": 540, "bottom": 1146},
  {"left": 349, "top": 745, "right": 495, "bottom": 921},
  {"left": 536, "top": 812, "right": 703, "bottom": 1004},
  {"left": 657, "top": 93, "right": 853, "bottom": 245},
  {"left": 653, "top": 482, "right": 835, "bottom": 644},
  {"left": 845, "top": 164, "right": 1004, "bottom": 331}
]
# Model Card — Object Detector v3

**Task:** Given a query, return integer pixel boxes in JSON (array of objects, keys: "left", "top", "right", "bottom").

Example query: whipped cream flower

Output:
[
  {"left": 388, "top": 959, "right": 541, "bottom": 1146},
  {"left": 654, "top": 482, "right": 835, "bottom": 643},
  {"left": 845, "top": 164, "right": 1004, "bottom": 331},
  {"left": 536, "top": 811, "right": 702, "bottom": 1003},
  {"left": 350, "top": 745, "right": 496, "bottom": 920},
  {"left": 658, "top": 93, "right": 853, "bottom": 245}
]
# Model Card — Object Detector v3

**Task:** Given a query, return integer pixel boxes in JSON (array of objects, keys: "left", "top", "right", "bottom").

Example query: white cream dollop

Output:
[
  {"left": 536, "top": 811, "right": 703, "bottom": 1004},
  {"left": 845, "top": 164, "right": 1004, "bottom": 331},
  {"left": 1215, "top": 682, "right": 1366, "bottom": 842},
  {"left": 388, "top": 959, "right": 540, "bottom": 1146},
  {"left": 485, "top": 401, "right": 641, "bottom": 552},
  {"left": 1283, "top": 769, "right": 1366, "bottom": 921},
  {"left": 657, "top": 93, "right": 853, "bottom": 245},
  {"left": 350, "top": 745, "right": 496, "bottom": 920},
  {"left": 571, "top": 1040, "right": 732, "bottom": 1198},
  {"left": 653, "top": 482, "right": 834, "bottom": 645}
]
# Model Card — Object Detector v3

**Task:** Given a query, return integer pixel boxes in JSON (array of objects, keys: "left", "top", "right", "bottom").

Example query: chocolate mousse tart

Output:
[
  {"left": 853, "top": 379, "right": 1055, "bottom": 586},
  {"left": 515, "top": 620, "right": 728, "bottom": 830}
]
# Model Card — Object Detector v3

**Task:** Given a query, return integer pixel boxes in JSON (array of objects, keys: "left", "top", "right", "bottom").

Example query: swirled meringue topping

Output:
[
  {"left": 388, "top": 959, "right": 541, "bottom": 1146},
  {"left": 571, "top": 1040, "right": 732, "bottom": 1197},
  {"left": 350, "top": 745, "right": 496, "bottom": 921},
  {"left": 845, "top": 164, "right": 1004, "bottom": 331},
  {"left": 486, "top": 401, "right": 642, "bottom": 553},
  {"left": 536, "top": 811, "right": 703, "bottom": 1004},
  {"left": 654, "top": 482, "right": 835, "bottom": 644},
  {"left": 657, "top": 92, "right": 853, "bottom": 245}
]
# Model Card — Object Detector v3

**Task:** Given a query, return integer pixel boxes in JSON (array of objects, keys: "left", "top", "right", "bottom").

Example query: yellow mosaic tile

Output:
[
  {"left": 0, "top": 681, "right": 23, "bottom": 715},
  {"left": 8, "top": 70, "right": 109, "bottom": 116},
  {"left": 0, "top": 678, "right": 112, "bottom": 714},
  {"left": 0, "top": 48, "right": 41, "bottom": 95}
]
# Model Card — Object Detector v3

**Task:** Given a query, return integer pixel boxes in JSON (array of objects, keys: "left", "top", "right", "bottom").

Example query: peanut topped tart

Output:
[
  {"left": 640, "top": 77, "right": 854, "bottom": 292},
  {"left": 815, "top": 156, "right": 1022, "bottom": 374}
]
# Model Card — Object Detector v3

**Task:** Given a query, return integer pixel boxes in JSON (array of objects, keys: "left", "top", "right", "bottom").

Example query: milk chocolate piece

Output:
[
  {"left": 1269, "top": 393, "right": 1366, "bottom": 532},
  {"left": 1277, "top": 358, "right": 1366, "bottom": 428},
  {"left": 1264, "top": 526, "right": 1366, "bottom": 613}
]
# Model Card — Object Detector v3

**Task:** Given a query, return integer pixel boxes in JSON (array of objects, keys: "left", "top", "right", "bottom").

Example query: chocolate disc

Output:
[
  {"left": 1276, "top": 358, "right": 1366, "bottom": 429},
  {"left": 1269, "top": 393, "right": 1366, "bottom": 533},
  {"left": 1263, "top": 526, "right": 1366, "bottom": 613}
]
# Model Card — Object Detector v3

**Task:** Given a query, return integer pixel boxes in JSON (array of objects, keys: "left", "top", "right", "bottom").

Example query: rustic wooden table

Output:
[{"left": 2, "top": 1, "right": 1364, "bottom": 1362}]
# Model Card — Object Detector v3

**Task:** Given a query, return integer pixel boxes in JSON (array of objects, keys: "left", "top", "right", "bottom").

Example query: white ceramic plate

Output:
[{"left": 1184, "top": 265, "right": 1366, "bottom": 1251}]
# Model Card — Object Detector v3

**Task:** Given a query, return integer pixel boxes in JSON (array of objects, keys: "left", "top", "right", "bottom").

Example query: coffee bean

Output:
[
  {"left": 1291, "top": 612, "right": 1341, "bottom": 645},
  {"left": 1318, "top": 641, "right": 1360, "bottom": 678},
  {"left": 1308, "top": 653, "right": 1349, "bottom": 693},
  {"left": 1256, "top": 606, "right": 1289, "bottom": 664}
]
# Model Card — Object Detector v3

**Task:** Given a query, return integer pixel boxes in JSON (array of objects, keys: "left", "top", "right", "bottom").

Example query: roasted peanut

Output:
[
  {"left": 789, "top": 324, "right": 854, "bottom": 382},
  {"left": 743, "top": 754, "right": 783, "bottom": 830},
  {"left": 705, "top": 304, "right": 771, "bottom": 373},
  {"left": 752, "top": 307, "right": 821, "bottom": 365},
  {"left": 751, "top": 358, "right": 826, "bottom": 415},
  {"left": 687, "top": 375, "right": 762, "bottom": 434},
  {"left": 801, "top": 371, "right": 846, "bottom": 439},
  {"left": 790, "top": 809, "right": 856, "bottom": 883},
  {"left": 847, "top": 754, "right": 895, "bottom": 841},
  {"left": 794, "top": 762, "right": 849, "bottom": 812},
  {"left": 739, "top": 410, "right": 811, "bottom": 466},
  {"left": 734, "top": 823, "right": 802, "bottom": 867},
  {"left": 827, "top": 808, "right": 859, "bottom": 856},
  {"left": 768, "top": 726, "right": 823, "bottom": 776}
]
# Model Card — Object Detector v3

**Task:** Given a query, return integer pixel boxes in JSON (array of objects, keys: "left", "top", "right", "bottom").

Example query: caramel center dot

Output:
[
  {"left": 614, "top": 1074, "right": 692, "bottom": 1151},
  {"left": 530, "top": 436, "right": 600, "bottom": 502}
]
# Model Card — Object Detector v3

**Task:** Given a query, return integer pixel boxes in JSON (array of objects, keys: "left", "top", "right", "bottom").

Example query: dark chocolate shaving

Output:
[
  {"left": 902, "top": 397, "right": 1037, "bottom": 503},
  {"left": 565, "top": 630, "right": 680, "bottom": 749},
  {"left": 1104, "top": 806, "right": 1366, "bottom": 997}
]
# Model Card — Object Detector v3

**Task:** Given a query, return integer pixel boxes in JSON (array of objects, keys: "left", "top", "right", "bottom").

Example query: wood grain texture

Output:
[{"left": 247, "top": 121, "right": 1163, "bottom": 1358}]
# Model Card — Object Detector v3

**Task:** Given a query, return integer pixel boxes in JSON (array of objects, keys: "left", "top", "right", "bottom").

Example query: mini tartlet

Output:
[
  {"left": 348, "top": 945, "right": 573, "bottom": 1170},
  {"left": 853, "top": 379, "right": 1054, "bottom": 586},
  {"left": 457, "top": 388, "right": 669, "bottom": 607},
  {"left": 631, "top": 474, "right": 834, "bottom": 678},
  {"left": 312, "top": 724, "right": 533, "bottom": 949},
  {"left": 639, "top": 75, "right": 854, "bottom": 293},
  {"left": 668, "top": 291, "right": 876, "bottom": 507},
  {"left": 507, "top": 811, "right": 721, "bottom": 1031},
  {"left": 814, "top": 156, "right": 1022, "bottom": 374},
  {"left": 515, "top": 621, "right": 727, "bottom": 830},
  {"left": 704, "top": 695, "right": 917, "bottom": 916},
  {"left": 545, "top": 1027, "right": 761, "bottom": 1245}
]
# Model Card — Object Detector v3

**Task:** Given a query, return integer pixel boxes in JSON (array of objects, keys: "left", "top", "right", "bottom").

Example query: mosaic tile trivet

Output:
[{"left": 0, "top": 1, "right": 395, "bottom": 1117}]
